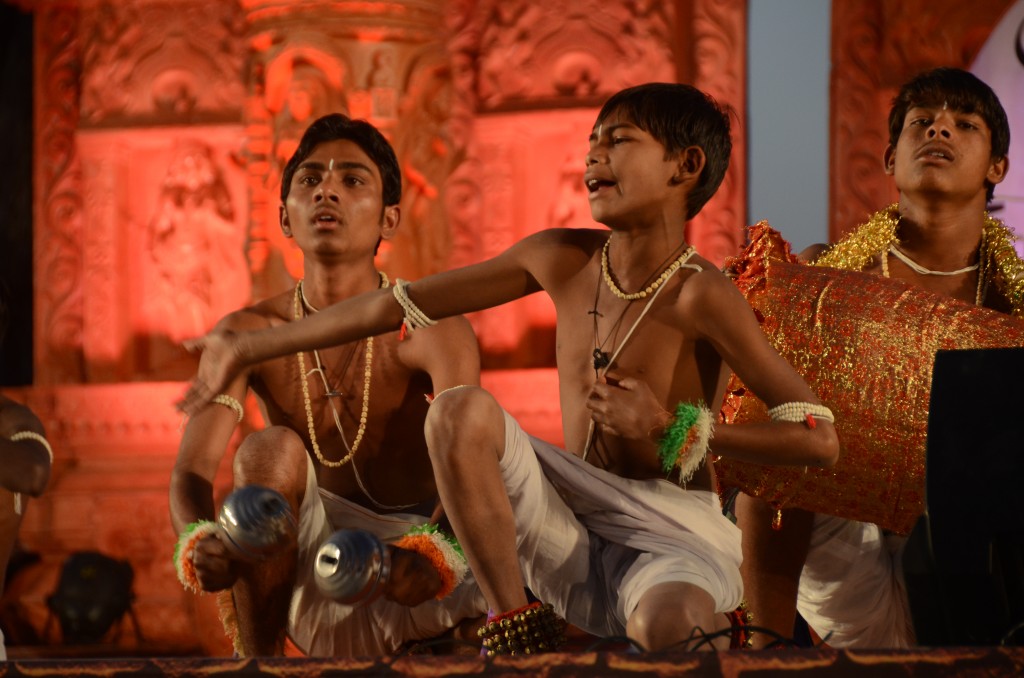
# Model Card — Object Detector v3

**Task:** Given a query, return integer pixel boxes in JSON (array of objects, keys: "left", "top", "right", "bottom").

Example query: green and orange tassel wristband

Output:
[
  {"left": 394, "top": 523, "right": 468, "bottom": 599},
  {"left": 657, "top": 401, "right": 714, "bottom": 485}
]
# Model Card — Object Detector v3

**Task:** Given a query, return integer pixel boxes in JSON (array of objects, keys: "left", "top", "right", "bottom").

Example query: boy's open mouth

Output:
[
  {"left": 585, "top": 178, "right": 617, "bottom": 194},
  {"left": 916, "top": 142, "right": 955, "bottom": 162},
  {"left": 312, "top": 207, "right": 342, "bottom": 225}
]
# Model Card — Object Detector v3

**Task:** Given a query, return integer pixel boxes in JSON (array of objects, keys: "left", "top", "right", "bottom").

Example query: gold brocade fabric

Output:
[{"left": 717, "top": 223, "right": 1024, "bottom": 534}]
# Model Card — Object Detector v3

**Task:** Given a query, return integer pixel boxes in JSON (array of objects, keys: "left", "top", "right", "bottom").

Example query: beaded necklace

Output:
[
  {"left": 294, "top": 273, "right": 389, "bottom": 468},
  {"left": 601, "top": 236, "right": 698, "bottom": 300},
  {"left": 814, "top": 204, "right": 1024, "bottom": 316},
  {"left": 582, "top": 257, "right": 704, "bottom": 462},
  {"left": 880, "top": 241, "right": 986, "bottom": 306},
  {"left": 886, "top": 245, "right": 979, "bottom": 277}
]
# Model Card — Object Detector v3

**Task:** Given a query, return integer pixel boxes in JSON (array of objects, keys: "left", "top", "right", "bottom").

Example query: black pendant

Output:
[{"left": 592, "top": 348, "right": 610, "bottom": 370}]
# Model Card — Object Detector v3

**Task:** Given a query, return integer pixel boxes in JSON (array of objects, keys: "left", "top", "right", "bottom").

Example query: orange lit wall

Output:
[{"left": 8, "top": 0, "right": 1012, "bottom": 658}]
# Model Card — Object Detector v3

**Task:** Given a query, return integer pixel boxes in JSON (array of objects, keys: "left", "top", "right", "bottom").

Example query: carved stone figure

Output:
[{"left": 147, "top": 141, "right": 249, "bottom": 345}]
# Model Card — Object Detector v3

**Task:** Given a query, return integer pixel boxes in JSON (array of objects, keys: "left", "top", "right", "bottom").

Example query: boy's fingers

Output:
[
  {"left": 616, "top": 377, "right": 637, "bottom": 391},
  {"left": 182, "top": 336, "right": 204, "bottom": 353},
  {"left": 177, "top": 381, "right": 212, "bottom": 416}
]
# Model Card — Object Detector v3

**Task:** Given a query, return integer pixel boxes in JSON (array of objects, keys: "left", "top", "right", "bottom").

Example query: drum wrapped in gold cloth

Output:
[{"left": 717, "top": 223, "right": 1024, "bottom": 534}]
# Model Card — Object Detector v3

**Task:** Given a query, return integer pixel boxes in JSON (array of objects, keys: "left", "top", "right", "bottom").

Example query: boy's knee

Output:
[
  {"left": 630, "top": 605, "right": 703, "bottom": 651},
  {"left": 628, "top": 583, "right": 714, "bottom": 651},
  {"left": 424, "top": 386, "right": 503, "bottom": 452},
  {"left": 233, "top": 426, "right": 307, "bottom": 489}
]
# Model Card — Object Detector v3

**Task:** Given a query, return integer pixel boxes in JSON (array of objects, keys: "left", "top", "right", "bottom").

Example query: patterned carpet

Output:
[{"left": 3, "top": 648, "right": 1024, "bottom": 677}]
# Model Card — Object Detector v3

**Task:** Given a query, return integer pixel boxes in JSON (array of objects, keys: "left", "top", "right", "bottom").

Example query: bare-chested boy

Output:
[
  {"left": 169, "top": 113, "right": 486, "bottom": 657},
  {"left": 737, "top": 67, "right": 1020, "bottom": 649},
  {"left": 179, "top": 83, "right": 839, "bottom": 653},
  {"left": 0, "top": 291, "right": 53, "bottom": 660}
]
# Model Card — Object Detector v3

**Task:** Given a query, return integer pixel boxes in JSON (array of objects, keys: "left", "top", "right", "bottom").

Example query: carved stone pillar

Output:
[
  {"left": 34, "top": 3, "right": 85, "bottom": 385},
  {"left": 687, "top": 0, "right": 747, "bottom": 267},
  {"left": 242, "top": 0, "right": 454, "bottom": 299}
]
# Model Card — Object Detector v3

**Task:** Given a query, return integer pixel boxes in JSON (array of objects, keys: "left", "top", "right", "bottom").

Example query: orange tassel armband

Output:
[
  {"left": 394, "top": 524, "right": 467, "bottom": 599},
  {"left": 174, "top": 520, "right": 219, "bottom": 594}
]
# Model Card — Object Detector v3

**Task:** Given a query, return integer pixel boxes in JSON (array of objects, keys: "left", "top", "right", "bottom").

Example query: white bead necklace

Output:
[
  {"left": 882, "top": 243, "right": 986, "bottom": 306},
  {"left": 887, "top": 245, "right": 979, "bottom": 276}
]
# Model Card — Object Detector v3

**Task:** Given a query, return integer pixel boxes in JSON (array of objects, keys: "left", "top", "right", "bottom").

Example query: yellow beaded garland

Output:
[
  {"left": 601, "top": 236, "right": 697, "bottom": 301},
  {"left": 293, "top": 274, "right": 389, "bottom": 468}
]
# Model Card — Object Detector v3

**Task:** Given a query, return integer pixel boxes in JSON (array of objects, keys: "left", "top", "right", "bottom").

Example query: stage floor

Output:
[{"left": 3, "top": 648, "right": 1024, "bottom": 677}]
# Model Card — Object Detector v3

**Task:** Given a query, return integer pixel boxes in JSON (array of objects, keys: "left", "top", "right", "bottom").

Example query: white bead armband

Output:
[
  {"left": 393, "top": 279, "right": 437, "bottom": 338},
  {"left": 767, "top": 402, "right": 834, "bottom": 429}
]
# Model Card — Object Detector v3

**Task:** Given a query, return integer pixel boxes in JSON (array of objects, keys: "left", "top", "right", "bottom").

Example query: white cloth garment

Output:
[
  {"left": 498, "top": 409, "right": 743, "bottom": 637},
  {"left": 797, "top": 512, "right": 914, "bottom": 648},
  {"left": 287, "top": 454, "right": 486, "bottom": 656}
]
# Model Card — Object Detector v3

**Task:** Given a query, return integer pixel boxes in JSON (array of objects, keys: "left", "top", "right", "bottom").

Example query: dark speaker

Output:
[
  {"left": 904, "top": 347, "right": 1024, "bottom": 646},
  {"left": 46, "top": 551, "right": 135, "bottom": 644}
]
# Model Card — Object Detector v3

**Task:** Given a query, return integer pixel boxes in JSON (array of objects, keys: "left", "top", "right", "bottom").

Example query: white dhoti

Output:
[
  {"left": 797, "top": 513, "right": 913, "bottom": 648},
  {"left": 498, "top": 410, "right": 742, "bottom": 637},
  {"left": 287, "top": 455, "right": 486, "bottom": 656}
]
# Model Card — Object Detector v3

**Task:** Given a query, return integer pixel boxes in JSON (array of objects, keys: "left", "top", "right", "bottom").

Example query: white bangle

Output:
[
  {"left": 393, "top": 279, "right": 437, "bottom": 335},
  {"left": 767, "top": 402, "right": 835, "bottom": 424},
  {"left": 211, "top": 394, "right": 244, "bottom": 423},
  {"left": 10, "top": 430, "right": 54, "bottom": 464}
]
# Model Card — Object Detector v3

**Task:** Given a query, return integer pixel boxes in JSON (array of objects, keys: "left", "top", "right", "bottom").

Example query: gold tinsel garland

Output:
[{"left": 814, "top": 203, "right": 1024, "bottom": 316}]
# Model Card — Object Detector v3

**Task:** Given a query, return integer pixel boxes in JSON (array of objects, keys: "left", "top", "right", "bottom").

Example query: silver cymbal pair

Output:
[
  {"left": 219, "top": 485, "right": 390, "bottom": 606},
  {"left": 314, "top": 529, "right": 391, "bottom": 606},
  {"left": 218, "top": 485, "right": 298, "bottom": 560}
]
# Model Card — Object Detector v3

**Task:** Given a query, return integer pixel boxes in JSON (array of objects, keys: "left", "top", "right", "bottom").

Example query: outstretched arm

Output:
[{"left": 179, "top": 235, "right": 550, "bottom": 415}]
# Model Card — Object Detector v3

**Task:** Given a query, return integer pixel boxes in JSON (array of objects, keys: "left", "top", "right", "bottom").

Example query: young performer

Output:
[
  {"left": 737, "top": 67, "right": 1021, "bottom": 649},
  {"left": 0, "top": 290, "right": 53, "bottom": 660},
  {"left": 169, "top": 114, "right": 486, "bottom": 656},
  {"left": 179, "top": 83, "right": 839, "bottom": 653}
]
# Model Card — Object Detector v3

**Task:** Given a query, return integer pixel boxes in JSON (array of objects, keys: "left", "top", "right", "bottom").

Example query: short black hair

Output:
[
  {"left": 595, "top": 83, "right": 732, "bottom": 220},
  {"left": 280, "top": 113, "right": 401, "bottom": 207},
  {"left": 888, "top": 68, "right": 1010, "bottom": 201}
]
